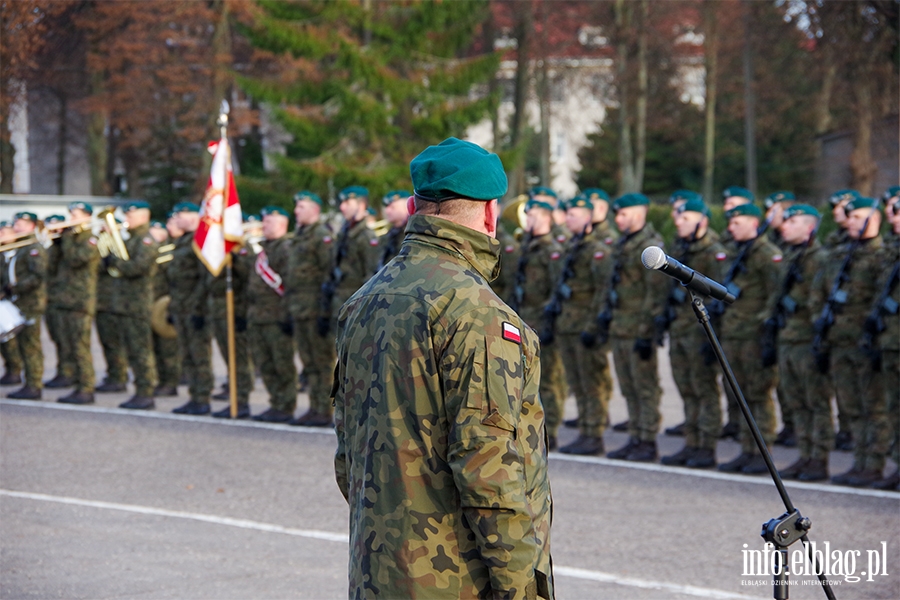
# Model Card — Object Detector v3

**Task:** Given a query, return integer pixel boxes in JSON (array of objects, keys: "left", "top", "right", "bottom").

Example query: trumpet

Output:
[
  {"left": 96, "top": 207, "right": 130, "bottom": 277},
  {"left": 43, "top": 219, "right": 94, "bottom": 237},
  {"left": 156, "top": 243, "right": 176, "bottom": 264},
  {"left": 0, "top": 230, "right": 44, "bottom": 253}
]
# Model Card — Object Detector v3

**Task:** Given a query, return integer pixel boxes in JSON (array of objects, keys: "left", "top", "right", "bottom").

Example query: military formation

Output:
[{"left": 1, "top": 180, "right": 898, "bottom": 490}]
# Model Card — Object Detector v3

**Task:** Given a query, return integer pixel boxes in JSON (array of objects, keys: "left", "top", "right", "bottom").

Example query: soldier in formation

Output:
[
  {"left": 0, "top": 221, "right": 24, "bottom": 385},
  {"left": 376, "top": 190, "right": 410, "bottom": 271},
  {"left": 150, "top": 217, "right": 181, "bottom": 396}
]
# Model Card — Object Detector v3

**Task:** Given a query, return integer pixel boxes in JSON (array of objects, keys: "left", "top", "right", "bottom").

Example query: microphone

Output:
[{"left": 641, "top": 246, "right": 736, "bottom": 304}]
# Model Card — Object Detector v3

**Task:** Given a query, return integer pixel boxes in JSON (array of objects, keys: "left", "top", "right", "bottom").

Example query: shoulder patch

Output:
[
  {"left": 772, "top": 254, "right": 783, "bottom": 263},
  {"left": 239, "top": 248, "right": 248, "bottom": 256},
  {"left": 323, "top": 236, "right": 332, "bottom": 244},
  {"left": 504, "top": 245, "right": 515, "bottom": 253},
  {"left": 143, "top": 237, "right": 153, "bottom": 245},
  {"left": 594, "top": 251, "right": 605, "bottom": 260},
  {"left": 29, "top": 248, "right": 39, "bottom": 256},
  {"left": 715, "top": 252, "right": 727, "bottom": 261},
  {"left": 605, "top": 237, "right": 613, "bottom": 245},
  {"left": 502, "top": 322, "right": 521, "bottom": 344},
  {"left": 550, "top": 251, "right": 561, "bottom": 261},
  {"left": 556, "top": 235, "right": 567, "bottom": 243},
  {"left": 369, "top": 238, "right": 379, "bottom": 247}
]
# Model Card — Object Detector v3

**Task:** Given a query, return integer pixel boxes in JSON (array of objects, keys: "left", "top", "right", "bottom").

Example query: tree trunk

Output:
[
  {"left": 508, "top": 0, "right": 532, "bottom": 196},
  {"left": 483, "top": 8, "right": 500, "bottom": 151},
  {"left": 702, "top": 0, "right": 718, "bottom": 203},
  {"left": 0, "top": 110, "right": 13, "bottom": 194},
  {"left": 849, "top": 77, "right": 876, "bottom": 196},
  {"left": 87, "top": 73, "right": 109, "bottom": 196},
  {"left": 633, "top": 0, "right": 648, "bottom": 192},
  {"left": 615, "top": 0, "right": 634, "bottom": 194},
  {"left": 537, "top": 0, "right": 551, "bottom": 187},
  {"left": 742, "top": 0, "right": 757, "bottom": 196},
  {"left": 814, "top": 54, "right": 836, "bottom": 136}
]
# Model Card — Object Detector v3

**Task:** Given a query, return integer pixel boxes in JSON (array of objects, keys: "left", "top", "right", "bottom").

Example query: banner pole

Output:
[{"left": 225, "top": 254, "right": 238, "bottom": 418}]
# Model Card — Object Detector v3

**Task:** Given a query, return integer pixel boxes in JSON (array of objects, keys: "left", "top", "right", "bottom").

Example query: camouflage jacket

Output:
[
  {"left": 490, "top": 228, "right": 520, "bottom": 301},
  {"left": 376, "top": 224, "right": 405, "bottom": 272},
  {"left": 95, "top": 263, "right": 120, "bottom": 314},
  {"left": 334, "top": 214, "right": 553, "bottom": 600},
  {"left": 720, "top": 236, "right": 782, "bottom": 341},
  {"left": 668, "top": 230, "right": 726, "bottom": 336},
  {"left": 777, "top": 240, "right": 826, "bottom": 344},
  {"left": 166, "top": 231, "right": 207, "bottom": 317},
  {"left": 810, "top": 235, "right": 885, "bottom": 347},
  {"left": 107, "top": 223, "right": 158, "bottom": 319},
  {"left": 243, "top": 236, "right": 291, "bottom": 325},
  {"left": 557, "top": 229, "right": 610, "bottom": 335},
  {"left": 286, "top": 222, "right": 332, "bottom": 319},
  {"left": 45, "top": 240, "right": 65, "bottom": 308},
  {"left": 510, "top": 232, "right": 563, "bottom": 330},
  {"left": 205, "top": 248, "right": 249, "bottom": 320},
  {"left": 608, "top": 224, "right": 667, "bottom": 340},
  {"left": 3, "top": 239, "right": 47, "bottom": 318},
  {"left": 877, "top": 234, "right": 899, "bottom": 351},
  {"left": 55, "top": 228, "right": 100, "bottom": 314},
  {"left": 332, "top": 218, "right": 379, "bottom": 311}
]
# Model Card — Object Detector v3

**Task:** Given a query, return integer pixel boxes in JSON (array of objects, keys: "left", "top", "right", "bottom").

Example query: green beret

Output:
[
  {"left": 122, "top": 200, "right": 151, "bottom": 212},
  {"left": 68, "top": 201, "right": 93, "bottom": 214},
  {"left": 583, "top": 188, "right": 610, "bottom": 204},
  {"left": 410, "top": 137, "right": 507, "bottom": 202},
  {"left": 150, "top": 220, "right": 165, "bottom": 228},
  {"left": 669, "top": 189, "right": 701, "bottom": 205},
  {"left": 764, "top": 191, "right": 795, "bottom": 209},
  {"left": 567, "top": 193, "right": 594, "bottom": 211},
  {"left": 725, "top": 203, "right": 763, "bottom": 220},
  {"left": 13, "top": 212, "right": 38, "bottom": 223},
  {"left": 530, "top": 186, "right": 557, "bottom": 199},
  {"left": 366, "top": 207, "right": 377, "bottom": 217},
  {"left": 783, "top": 204, "right": 820, "bottom": 220},
  {"left": 525, "top": 198, "right": 554, "bottom": 213},
  {"left": 722, "top": 186, "right": 754, "bottom": 202},
  {"left": 0, "top": 221, "right": 11, "bottom": 229},
  {"left": 382, "top": 190, "right": 411, "bottom": 206},
  {"left": 882, "top": 186, "right": 900, "bottom": 204},
  {"left": 44, "top": 214, "right": 66, "bottom": 224},
  {"left": 260, "top": 205, "right": 289, "bottom": 218},
  {"left": 845, "top": 197, "right": 880, "bottom": 213},
  {"left": 172, "top": 202, "right": 200, "bottom": 213},
  {"left": 612, "top": 193, "right": 649, "bottom": 212},
  {"left": 338, "top": 186, "right": 369, "bottom": 201},
  {"left": 828, "top": 189, "right": 860, "bottom": 206},
  {"left": 294, "top": 190, "right": 323, "bottom": 207},
  {"left": 676, "top": 198, "right": 709, "bottom": 216}
]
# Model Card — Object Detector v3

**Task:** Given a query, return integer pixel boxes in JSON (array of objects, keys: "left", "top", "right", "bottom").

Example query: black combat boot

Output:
[
  {"left": 154, "top": 384, "right": 179, "bottom": 397},
  {"left": 173, "top": 400, "right": 211, "bottom": 415},
  {"left": 718, "top": 452, "right": 754, "bottom": 473},
  {"left": 797, "top": 459, "right": 828, "bottom": 482},
  {"left": 685, "top": 448, "right": 716, "bottom": 469},
  {"left": 96, "top": 380, "right": 127, "bottom": 393},
  {"left": 663, "top": 422, "right": 685, "bottom": 437},
  {"left": 57, "top": 391, "right": 95, "bottom": 405},
  {"left": 778, "top": 457, "right": 810, "bottom": 479},
  {"left": 612, "top": 420, "right": 630, "bottom": 432},
  {"left": 7, "top": 386, "right": 41, "bottom": 400},
  {"left": 741, "top": 454, "right": 769, "bottom": 475},
  {"left": 44, "top": 374, "right": 75, "bottom": 389},
  {"left": 625, "top": 441, "right": 657, "bottom": 462},
  {"left": 0, "top": 371, "right": 22, "bottom": 385},
  {"left": 252, "top": 407, "right": 293, "bottom": 423},
  {"left": 607, "top": 436, "right": 640, "bottom": 460},
  {"left": 559, "top": 435, "right": 605, "bottom": 456},
  {"left": 774, "top": 426, "right": 796, "bottom": 447},
  {"left": 119, "top": 396, "right": 155, "bottom": 410},
  {"left": 870, "top": 469, "right": 899, "bottom": 490},
  {"left": 661, "top": 445, "right": 696, "bottom": 466},
  {"left": 212, "top": 405, "right": 250, "bottom": 419}
]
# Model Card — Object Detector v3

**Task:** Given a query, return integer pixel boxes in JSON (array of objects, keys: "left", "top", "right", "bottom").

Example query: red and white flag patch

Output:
[
  {"left": 550, "top": 251, "right": 561, "bottom": 261},
  {"left": 369, "top": 238, "right": 380, "bottom": 247},
  {"left": 504, "top": 245, "right": 515, "bottom": 253},
  {"left": 594, "top": 251, "right": 605, "bottom": 260},
  {"left": 502, "top": 322, "right": 521, "bottom": 344},
  {"left": 323, "top": 236, "right": 332, "bottom": 244},
  {"left": 715, "top": 252, "right": 727, "bottom": 261},
  {"left": 772, "top": 254, "right": 783, "bottom": 263}
]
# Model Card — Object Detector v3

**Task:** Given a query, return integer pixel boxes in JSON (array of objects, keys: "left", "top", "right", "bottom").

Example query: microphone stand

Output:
[{"left": 688, "top": 289, "right": 836, "bottom": 600}]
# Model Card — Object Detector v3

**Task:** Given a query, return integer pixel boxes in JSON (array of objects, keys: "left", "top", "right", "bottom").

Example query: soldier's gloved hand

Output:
[
  {"left": 316, "top": 317, "right": 330, "bottom": 337},
  {"left": 235, "top": 316, "right": 247, "bottom": 333},
  {"left": 165, "top": 313, "right": 174, "bottom": 325},
  {"left": 863, "top": 315, "right": 881, "bottom": 335},
  {"left": 633, "top": 338, "right": 653, "bottom": 361},
  {"left": 280, "top": 319, "right": 294, "bottom": 336},
  {"left": 700, "top": 341, "right": 716, "bottom": 365},
  {"left": 579, "top": 330, "right": 597, "bottom": 349},
  {"left": 538, "top": 328, "right": 554, "bottom": 346},
  {"left": 813, "top": 350, "right": 830, "bottom": 374},
  {"left": 1, "top": 284, "right": 12, "bottom": 298},
  {"left": 190, "top": 315, "right": 205, "bottom": 331},
  {"left": 761, "top": 344, "right": 777, "bottom": 368},
  {"left": 102, "top": 255, "right": 113, "bottom": 269}
]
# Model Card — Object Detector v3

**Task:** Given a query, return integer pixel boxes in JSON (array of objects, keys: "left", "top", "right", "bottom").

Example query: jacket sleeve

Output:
[
  {"left": 14, "top": 247, "right": 46, "bottom": 295},
  {"left": 61, "top": 230, "right": 98, "bottom": 269},
  {"left": 111, "top": 236, "right": 156, "bottom": 278},
  {"left": 638, "top": 238, "right": 667, "bottom": 338}
]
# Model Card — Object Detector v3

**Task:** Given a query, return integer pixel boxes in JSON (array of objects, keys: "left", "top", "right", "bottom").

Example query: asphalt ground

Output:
[{"left": 1, "top": 324, "right": 898, "bottom": 599}]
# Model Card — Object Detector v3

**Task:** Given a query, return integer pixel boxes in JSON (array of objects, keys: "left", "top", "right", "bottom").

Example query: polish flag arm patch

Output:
[{"left": 502, "top": 322, "right": 521, "bottom": 344}]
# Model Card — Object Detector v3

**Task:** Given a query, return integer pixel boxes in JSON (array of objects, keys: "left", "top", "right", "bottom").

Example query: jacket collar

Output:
[{"left": 404, "top": 214, "right": 500, "bottom": 282}]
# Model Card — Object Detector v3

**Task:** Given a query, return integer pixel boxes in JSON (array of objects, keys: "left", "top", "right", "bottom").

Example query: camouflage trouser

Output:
[
  {"left": 293, "top": 317, "right": 336, "bottom": 415},
  {"left": 775, "top": 379, "right": 792, "bottom": 432},
  {"left": 153, "top": 332, "right": 182, "bottom": 388},
  {"left": 721, "top": 338, "right": 776, "bottom": 454},
  {"left": 212, "top": 316, "right": 253, "bottom": 405},
  {"left": 830, "top": 345, "right": 888, "bottom": 472},
  {"left": 539, "top": 341, "right": 569, "bottom": 439},
  {"left": 58, "top": 310, "right": 95, "bottom": 393},
  {"left": 612, "top": 337, "right": 661, "bottom": 443},
  {"left": 111, "top": 314, "right": 157, "bottom": 397},
  {"left": 45, "top": 306, "right": 74, "bottom": 378},
  {"left": 249, "top": 322, "right": 297, "bottom": 413},
  {"left": 558, "top": 334, "right": 609, "bottom": 437},
  {"left": 96, "top": 310, "right": 128, "bottom": 384},
  {"left": 174, "top": 314, "right": 213, "bottom": 403},
  {"left": 1, "top": 337, "right": 23, "bottom": 375},
  {"left": 883, "top": 350, "right": 899, "bottom": 466},
  {"left": 778, "top": 342, "right": 833, "bottom": 461},
  {"left": 670, "top": 333, "right": 721, "bottom": 450},
  {"left": 16, "top": 318, "right": 43, "bottom": 389}
]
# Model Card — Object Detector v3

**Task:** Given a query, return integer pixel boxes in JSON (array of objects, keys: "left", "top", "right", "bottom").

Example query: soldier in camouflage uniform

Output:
[
  {"left": 334, "top": 138, "right": 552, "bottom": 599},
  {"left": 813, "top": 197, "right": 889, "bottom": 487},
  {"left": 286, "top": 191, "right": 335, "bottom": 427},
  {"left": 94, "top": 223, "right": 129, "bottom": 393},
  {"left": 43, "top": 214, "right": 76, "bottom": 389},
  {"left": 660, "top": 196, "right": 726, "bottom": 469},
  {"left": 492, "top": 226, "right": 519, "bottom": 301},
  {"left": 328, "top": 186, "right": 380, "bottom": 316},
  {"left": 54, "top": 202, "right": 100, "bottom": 404},
  {"left": 2, "top": 213, "right": 47, "bottom": 399},
  {"left": 244, "top": 206, "right": 297, "bottom": 423},
  {"left": 0, "top": 221, "right": 23, "bottom": 385},
  {"left": 166, "top": 203, "right": 213, "bottom": 415},
  {"left": 716, "top": 203, "right": 782, "bottom": 474},
  {"left": 603, "top": 194, "right": 667, "bottom": 462},
  {"left": 150, "top": 218, "right": 181, "bottom": 396},
  {"left": 769, "top": 205, "right": 832, "bottom": 481},
  {"left": 376, "top": 190, "right": 411, "bottom": 271},
  {"left": 107, "top": 201, "right": 159, "bottom": 410},
  {"left": 508, "top": 194, "right": 565, "bottom": 449}
]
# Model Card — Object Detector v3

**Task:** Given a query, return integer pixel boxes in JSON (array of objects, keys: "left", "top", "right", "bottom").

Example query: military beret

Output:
[
  {"left": 366, "top": 207, "right": 377, "bottom": 217},
  {"left": 172, "top": 202, "right": 200, "bottom": 213},
  {"left": 13, "top": 212, "right": 38, "bottom": 223},
  {"left": 669, "top": 189, "right": 701, "bottom": 205},
  {"left": 122, "top": 200, "right": 151, "bottom": 212},
  {"left": 44, "top": 214, "right": 66, "bottom": 224},
  {"left": 242, "top": 211, "right": 261, "bottom": 223},
  {"left": 382, "top": 190, "right": 411, "bottom": 206},
  {"left": 410, "top": 137, "right": 508, "bottom": 202},
  {"left": 882, "top": 186, "right": 900, "bottom": 204},
  {"left": 676, "top": 198, "right": 709, "bottom": 216},
  {"left": 567, "top": 193, "right": 593, "bottom": 211},
  {"left": 828, "top": 189, "right": 860, "bottom": 206},
  {"left": 530, "top": 186, "right": 557, "bottom": 199},
  {"left": 764, "top": 191, "right": 795, "bottom": 209},
  {"left": 0, "top": 221, "right": 11, "bottom": 229},
  {"left": 783, "top": 204, "right": 820, "bottom": 220},
  {"left": 722, "top": 186, "right": 754, "bottom": 202},
  {"left": 612, "top": 193, "right": 649, "bottom": 212},
  {"left": 338, "top": 186, "right": 369, "bottom": 201},
  {"left": 583, "top": 188, "right": 610, "bottom": 204},
  {"left": 845, "top": 197, "right": 880, "bottom": 213},
  {"left": 525, "top": 197, "right": 554, "bottom": 213},
  {"left": 293, "top": 190, "right": 323, "bottom": 207},
  {"left": 725, "top": 203, "right": 763, "bottom": 220},
  {"left": 260, "top": 205, "right": 289, "bottom": 218},
  {"left": 150, "top": 220, "right": 165, "bottom": 228},
  {"left": 68, "top": 201, "right": 93, "bottom": 214}
]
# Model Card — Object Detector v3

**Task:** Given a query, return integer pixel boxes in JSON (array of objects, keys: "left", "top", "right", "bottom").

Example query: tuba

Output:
[{"left": 96, "top": 207, "right": 130, "bottom": 277}]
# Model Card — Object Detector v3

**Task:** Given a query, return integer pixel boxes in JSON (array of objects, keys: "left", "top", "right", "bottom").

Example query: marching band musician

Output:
[
  {"left": 0, "top": 221, "right": 24, "bottom": 385},
  {"left": 43, "top": 214, "right": 75, "bottom": 390},
  {"left": 150, "top": 218, "right": 181, "bottom": 397}
]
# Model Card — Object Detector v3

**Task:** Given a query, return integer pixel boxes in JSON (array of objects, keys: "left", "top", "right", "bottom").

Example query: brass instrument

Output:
[
  {"left": 96, "top": 207, "right": 130, "bottom": 277},
  {"left": 43, "top": 219, "right": 93, "bottom": 236},
  {"left": 500, "top": 195, "right": 528, "bottom": 230},
  {"left": 368, "top": 218, "right": 391, "bottom": 237},
  {"left": 151, "top": 295, "right": 177, "bottom": 338},
  {"left": 156, "top": 243, "right": 176, "bottom": 264},
  {"left": 0, "top": 231, "right": 42, "bottom": 253}
]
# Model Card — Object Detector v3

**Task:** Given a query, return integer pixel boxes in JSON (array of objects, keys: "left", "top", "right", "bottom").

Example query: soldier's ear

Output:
[
  {"left": 406, "top": 196, "right": 415, "bottom": 216},
  {"left": 484, "top": 199, "right": 499, "bottom": 237}
]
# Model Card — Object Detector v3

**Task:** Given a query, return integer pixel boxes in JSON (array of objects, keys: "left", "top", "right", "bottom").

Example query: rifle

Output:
[
  {"left": 859, "top": 258, "right": 900, "bottom": 370},
  {"left": 318, "top": 220, "right": 353, "bottom": 335},
  {"left": 595, "top": 229, "right": 630, "bottom": 345},
  {"left": 658, "top": 223, "right": 699, "bottom": 336},
  {"left": 508, "top": 228, "right": 534, "bottom": 313},
  {"left": 707, "top": 237, "right": 755, "bottom": 320},
  {"left": 539, "top": 225, "right": 587, "bottom": 344}
]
